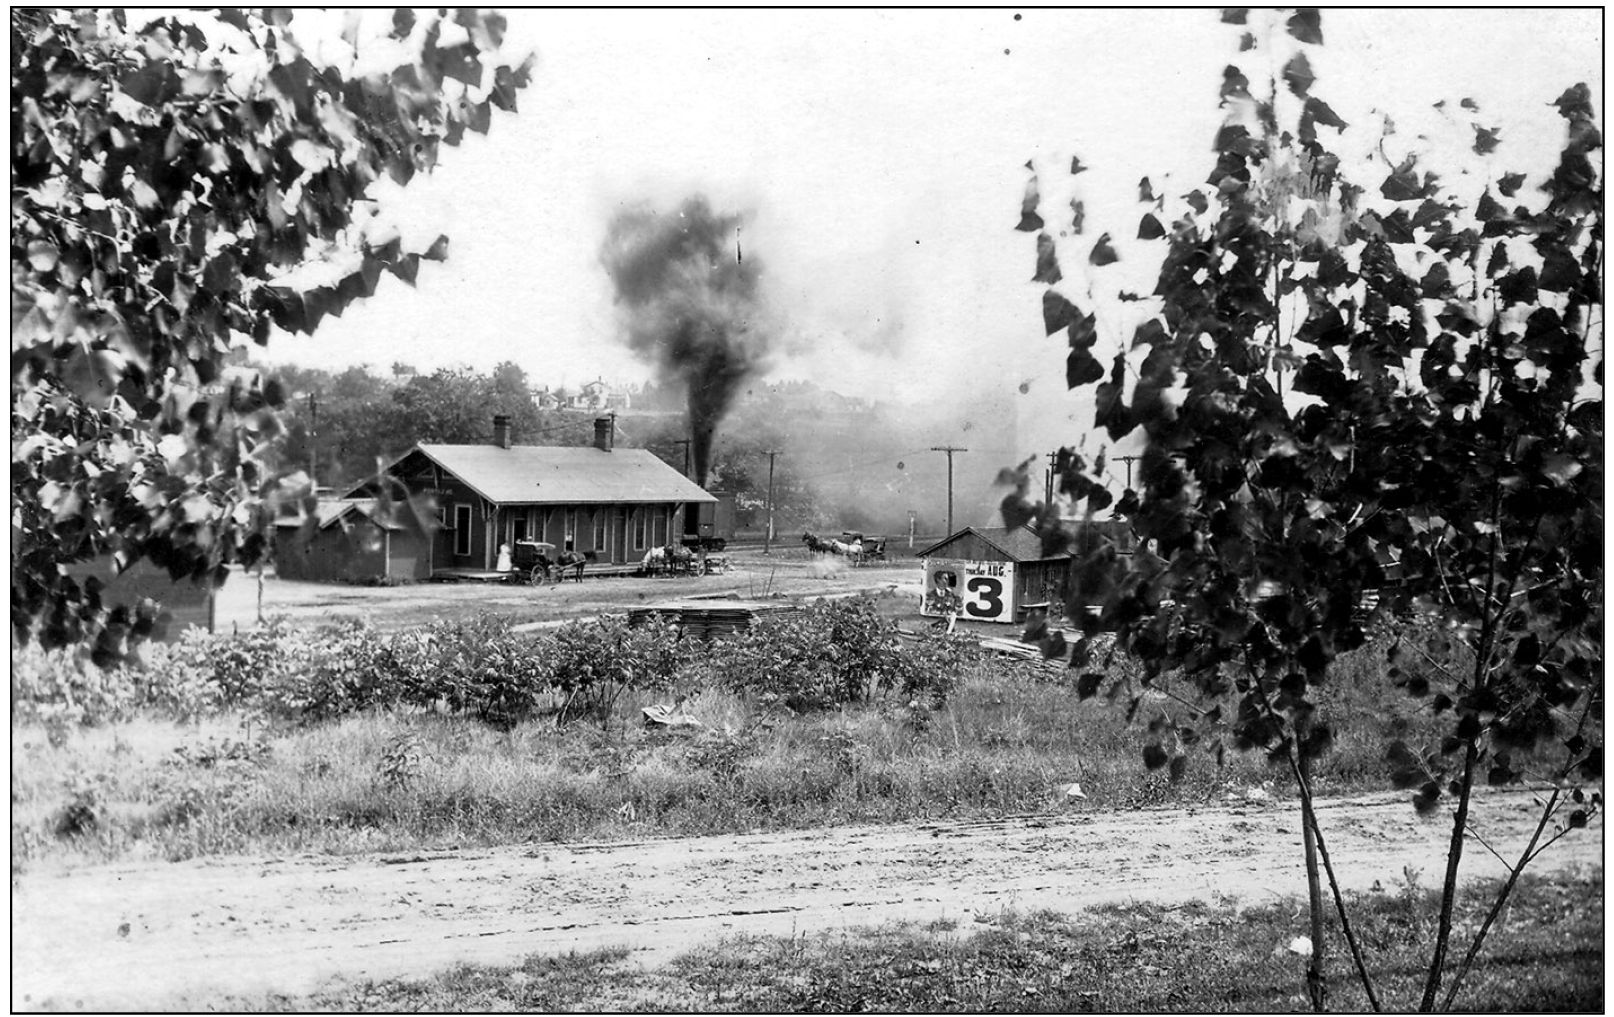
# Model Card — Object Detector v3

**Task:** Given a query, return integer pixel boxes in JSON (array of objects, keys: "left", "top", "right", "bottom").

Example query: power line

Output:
[{"left": 787, "top": 447, "right": 936, "bottom": 483}]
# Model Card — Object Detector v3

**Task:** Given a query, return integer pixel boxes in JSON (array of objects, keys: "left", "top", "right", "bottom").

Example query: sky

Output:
[{"left": 262, "top": 8, "right": 1603, "bottom": 481}]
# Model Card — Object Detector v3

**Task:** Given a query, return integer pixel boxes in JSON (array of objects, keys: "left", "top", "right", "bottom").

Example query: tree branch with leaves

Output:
[
  {"left": 12, "top": 9, "right": 533, "bottom": 661},
  {"left": 1013, "top": 7, "right": 1600, "bottom": 1011}
]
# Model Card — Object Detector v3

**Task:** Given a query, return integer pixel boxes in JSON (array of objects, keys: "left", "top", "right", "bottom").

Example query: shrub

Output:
[
  {"left": 717, "top": 597, "right": 972, "bottom": 712},
  {"left": 134, "top": 621, "right": 296, "bottom": 721},
  {"left": 134, "top": 629, "right": 229, "bottom": 722},
  {"left": 546, "top": 614, "right": 690, "bottom": 726},
  {"left": 53, "top": 777, "right": 102, "bottom": 838},
  {"left": 685, "top": 725, "right": 756, "bottom": 782},
  {"left": 413, "top": 616, "right": 547, "bottom": 727},
  {"left": 208, "top": 618, "right": 295, "bottom": 701},
  {"left": 10, "top": 642, "right": 144, "bottom": 738},
  {"left": 254, "top": 619, "right": 415, "bottom": 723},
  {"left": 375, "top": 729, "right": 427, "bottom": 791},
  {"left": 716, "top": 600, "right": 869, "bottom": 711},
  {"left": 879, "top": 631, "right": 981, "bottom": 709}
]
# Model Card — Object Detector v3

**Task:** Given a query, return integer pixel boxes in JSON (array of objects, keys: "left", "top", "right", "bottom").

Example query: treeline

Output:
[{"left": 265, "top": 360, "right": 549, "bottom": 488}]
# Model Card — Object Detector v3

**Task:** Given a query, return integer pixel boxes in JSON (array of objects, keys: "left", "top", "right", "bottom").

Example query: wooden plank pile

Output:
[{"left": 628, "top": 599, "right": 795, "bottom": 640}]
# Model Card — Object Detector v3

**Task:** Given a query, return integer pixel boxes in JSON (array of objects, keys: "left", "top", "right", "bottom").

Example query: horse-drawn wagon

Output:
[
  {"left": 503, "top": 540, "right": 586, "bottom": 585},
  {"left": 842, "top": 531, "right": 887, "bottom": 562},
  {"left": 802, "top": 531, "right": 884, "bottom": 565}
]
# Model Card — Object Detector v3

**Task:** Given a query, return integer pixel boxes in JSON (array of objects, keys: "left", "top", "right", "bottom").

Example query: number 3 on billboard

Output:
[{"left": 963, "top": 576, "right": 1006, "bottom": 620}]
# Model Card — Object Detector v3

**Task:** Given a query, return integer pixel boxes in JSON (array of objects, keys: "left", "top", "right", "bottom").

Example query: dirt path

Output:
[
  {"left": 211, "top": 553, "right": 916, "bottom": 634},
  {"left": 12, "top": 788, "right": 1599, "bottom": 1010}
]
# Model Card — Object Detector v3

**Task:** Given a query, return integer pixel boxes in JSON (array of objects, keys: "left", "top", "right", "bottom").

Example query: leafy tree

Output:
[
  {"left": 309, "top": 365, "right": 393, "bottom": 483},
  {"left": 11, "top": 9, "right": 532, "bottom": 659},
  {"left": 1015, "top": 9, "right": 1600, "bottom": 1011},
  {"left": 265, "top": 360, "right": 551, "bottom": 488},
  {"left": 382, "top": 363, "right": 543, "bottom": 450}
]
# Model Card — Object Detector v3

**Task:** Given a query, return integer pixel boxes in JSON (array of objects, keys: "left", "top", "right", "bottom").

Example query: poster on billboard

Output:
[{"left": 921, "top": 558, "right": 1016, "bottom": 623}]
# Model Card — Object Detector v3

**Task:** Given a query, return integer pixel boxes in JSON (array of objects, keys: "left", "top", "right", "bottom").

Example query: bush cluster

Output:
[
  {"left": 11, "top": 642, "right": 146, "bottom": 742},
  {"left": 13, "top": 597, "right": 979, "bottom": 732},
  {"left": 716, "top": 598, "right": 976, "bottom": 712}
]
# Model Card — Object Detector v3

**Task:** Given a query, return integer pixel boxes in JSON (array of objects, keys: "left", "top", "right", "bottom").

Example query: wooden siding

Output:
[
  {"left": 1016, "top": 558, "right": 1075, "bottom": 610},
  {"left": 274, "top": 521, "right": 429, "bottom": 584},
  {"left": 481, "top": 502, "right": 677, "bottom": 568}
]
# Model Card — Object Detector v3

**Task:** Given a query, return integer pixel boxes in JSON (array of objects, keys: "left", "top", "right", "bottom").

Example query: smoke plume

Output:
[{"left": 601, "top": 196, "right": 770, "bottom": 485}]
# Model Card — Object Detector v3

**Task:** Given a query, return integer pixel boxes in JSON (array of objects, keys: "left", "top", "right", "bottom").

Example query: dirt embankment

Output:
[{"left": 12, "top": 788, "right": 1600, "bottom": 1010}]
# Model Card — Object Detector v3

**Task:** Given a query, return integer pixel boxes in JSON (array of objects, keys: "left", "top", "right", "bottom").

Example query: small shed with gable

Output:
[
  {"left": 915, "top": 522, "right": 1133, "bottom": 623},
  {"left": 272, "top": 498, "right": 431, "bottom": 584}
]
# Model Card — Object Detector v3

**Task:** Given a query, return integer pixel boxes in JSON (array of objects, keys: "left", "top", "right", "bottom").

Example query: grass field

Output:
[
  {"left": 251, "top": 871, "right": 1602, "bottom": 1012},
  {"left": 11, "top": 625, "right": 1496, "bottom": 871}
]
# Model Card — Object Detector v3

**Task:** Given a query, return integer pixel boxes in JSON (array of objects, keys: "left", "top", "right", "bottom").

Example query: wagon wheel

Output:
[{"left": 529, "top": 564, "right": 550, "bottom": 586}]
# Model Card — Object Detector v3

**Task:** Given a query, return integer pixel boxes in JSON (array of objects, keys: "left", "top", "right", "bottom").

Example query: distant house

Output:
[
  {"left": 577, "top": 379, "right": 608, "bottom": 410},
  {"left": 353, "top": 415, "right": 715, "bottom": 574},
  {"left": 575, "top": 378, "right": 631, "bottom": 411},
  {"left": 272, "top": 498, "right": 432, "bottom": 584},
  {"left": 915, "top": 522, "right": 1133, "bottom": 623}
]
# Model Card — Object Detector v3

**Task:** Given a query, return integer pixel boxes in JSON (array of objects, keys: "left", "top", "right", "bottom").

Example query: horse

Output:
[
  {"left": 802, "top": 532, "right": 865, "bottom": 563},
  {"left": 640, "top": 543, "right": 695, "bottom": 577},
  {"left": 552, "top": 549, "right": 587, "bottom": 582},
  {"left": 532, "top": 547, "right": 586, "bottom": 583},
  {"left": 641, "top": 546, "right": 668, "bottom": 575}
]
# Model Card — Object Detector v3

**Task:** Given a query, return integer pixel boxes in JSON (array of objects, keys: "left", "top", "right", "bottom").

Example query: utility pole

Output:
[
  {"left": 1118, "top": 454, "right": 1141, "bottom": 490},
  {"left": 307, "top": 391, "right": 318, "bottom": 491},
  {"left": 907, "top": 510, "right": 916, "bottom": 549},
  {"left": 1044, "top": 450, "right": 1059, "bottom": 506},
  {"left": 930, "top": 445, "right": 968, "bottom": 535},
  {"left": 761, "top": 449, "right": 780, "bottom": 554},
  {"left": 672, "top": 439, "right": 692, "bottom": 479}
]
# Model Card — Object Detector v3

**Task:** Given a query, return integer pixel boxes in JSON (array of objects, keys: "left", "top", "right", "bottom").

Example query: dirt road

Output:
[
  {"left": 12, "top": 789, "right": 1599, "bottom": 1010},
  {"left": 211, "top": 552, "right": 916, "bottom": 634}
]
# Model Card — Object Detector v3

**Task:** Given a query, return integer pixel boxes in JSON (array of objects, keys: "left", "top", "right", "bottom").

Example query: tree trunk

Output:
[
  {"left": 1419, "top": 738, "right": 1479, "bottom": 1010},
  {"left": 1299, "top": 750, "right": 1328, "bottom": 1011}
]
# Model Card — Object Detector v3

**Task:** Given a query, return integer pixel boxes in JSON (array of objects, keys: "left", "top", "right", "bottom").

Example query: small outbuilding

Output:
[
  {"left": 915, "top": 522, "right": 1133, "bottom": 623},
  {"left": 272, "top": 498, "right": 431, "bottom": 584}
]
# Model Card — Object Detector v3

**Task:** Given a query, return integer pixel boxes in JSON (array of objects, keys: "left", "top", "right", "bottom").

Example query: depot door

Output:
[{"left": 611, "top": 507, "right": 628, "bottom": 564}]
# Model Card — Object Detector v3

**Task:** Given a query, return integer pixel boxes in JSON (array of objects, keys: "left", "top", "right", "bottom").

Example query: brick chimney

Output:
[
  {"left": 493, "top": 414, "right": 511, "bottom": 449},
  {"left": 593, "top": 416, "right": 614, "bottom": 451}
]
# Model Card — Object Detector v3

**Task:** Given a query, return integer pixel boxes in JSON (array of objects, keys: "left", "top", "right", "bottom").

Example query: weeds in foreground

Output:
[{"left": 11, "top": 618, "right": 1545, "bottom": 869}]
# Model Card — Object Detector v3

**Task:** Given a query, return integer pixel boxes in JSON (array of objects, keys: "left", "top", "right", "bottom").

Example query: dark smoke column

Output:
[{"left": 600, "top": 196, "right": 770, "bottom": 486}]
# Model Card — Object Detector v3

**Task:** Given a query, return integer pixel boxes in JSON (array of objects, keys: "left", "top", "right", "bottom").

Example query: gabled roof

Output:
[
  {"left": 375, "top": 444, "right": 716, "bottom": 506},
  {"left": 915, "top": 525, "right": 1055, "bottom": 562},
  {"left": 273, "top": 498, "right": 406, "bottom": 531}
]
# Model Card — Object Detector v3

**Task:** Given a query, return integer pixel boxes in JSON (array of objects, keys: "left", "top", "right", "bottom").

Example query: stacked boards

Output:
[{"left": 627, "top": 599, "right": 795, "bottom": 640}]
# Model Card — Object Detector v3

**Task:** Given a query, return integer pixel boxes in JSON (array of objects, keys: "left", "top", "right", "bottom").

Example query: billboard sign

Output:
[{"left": 922, "top": 558, "right": 1016, "bottom": 623}]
